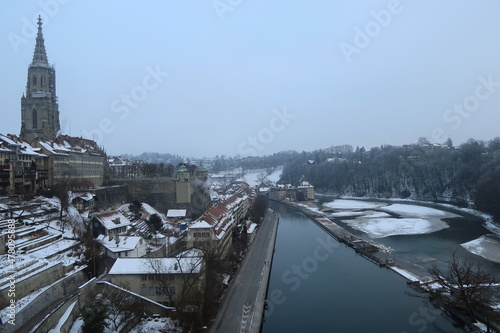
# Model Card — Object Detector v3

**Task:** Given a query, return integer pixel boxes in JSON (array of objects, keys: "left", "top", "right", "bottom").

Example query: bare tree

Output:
[
  {"left": 412, "top": 253, "right": 498, "bottom": 326},
  {"left": 101, "top": 286, "right": 140, "bottom": 331},
  {"left": 146, "top": 253, "right": 205, "bottom": 331}
]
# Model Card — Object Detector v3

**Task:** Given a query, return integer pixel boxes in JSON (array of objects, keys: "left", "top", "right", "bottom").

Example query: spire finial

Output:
[{"left": 32, "top": 15, "right": 48, "bottom": 64}]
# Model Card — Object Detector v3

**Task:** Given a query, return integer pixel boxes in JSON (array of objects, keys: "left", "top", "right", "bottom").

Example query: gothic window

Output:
[
  {"left": 32, "top": 74, "right": 37, "bottom": 86},
  {"left": 32, "top": 109, "right": 38, "bottom": 129},
  {"left": 41, "top": 75, "right": 46, "bottom": 87}
]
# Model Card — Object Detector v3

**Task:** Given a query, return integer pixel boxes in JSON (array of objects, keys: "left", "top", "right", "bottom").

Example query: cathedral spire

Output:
[
  {"left": 32, "top": 15, "right": 48, "bottom": 64},
  {"left": 21, "top": 16, "right": 60, "bottom": 143}
]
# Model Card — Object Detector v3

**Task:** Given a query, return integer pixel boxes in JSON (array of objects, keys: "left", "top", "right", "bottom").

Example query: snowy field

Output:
[
  {"left": 210, "top": 166, "right": 282, "bottom": 188},
  {"left": 236, "top": 167, "right": 282, "bottom": 187},
  {"left": 323, "top": 199, "right": 456, "bottom": 239}
]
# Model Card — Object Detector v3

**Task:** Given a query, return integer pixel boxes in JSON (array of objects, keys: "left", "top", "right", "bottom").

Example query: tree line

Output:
[{"left": 279, "top": 138, "right": 500, "bottom": 220}]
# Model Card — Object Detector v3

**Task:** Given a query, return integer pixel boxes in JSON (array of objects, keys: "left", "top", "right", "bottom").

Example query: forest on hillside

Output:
[{"left": 279, "top": 138, "right": 500, "bottom": 220}]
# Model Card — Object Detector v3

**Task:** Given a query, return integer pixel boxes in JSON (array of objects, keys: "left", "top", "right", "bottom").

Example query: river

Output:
[{"left": 262, "top": 201, "right": 465, "bottom": 333}]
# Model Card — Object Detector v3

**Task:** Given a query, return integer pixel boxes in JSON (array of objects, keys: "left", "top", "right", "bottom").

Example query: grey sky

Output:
[{"left": 1, "top": 1, "right": 500, "bottom": 157}]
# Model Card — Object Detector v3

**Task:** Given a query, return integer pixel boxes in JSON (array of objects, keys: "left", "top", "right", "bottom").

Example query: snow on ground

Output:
[
  {"left": 47, "top": 219, "right": 79, "bottom": 239},
  {"left": 38, "top": 196, "right": 61, "bottom": 209},
  {"left": 129, "top": 317, "right": 182, "bottom": 333},
  {"left": 380, "top": 203, "right": 459, "bottom": 218},
  {"left": 0, "top": 280, "right": 52, "bottom": 322},
  {"left": 68, "top": 317, "right": 84, "bottom": 333},
  {"left": 49, "top": 300, "right": 77, "bottom": 333},
  {"left": 345, "top": 217, "right": 448, "bottom": 239},
  {"left": 390, "top": 266, "right": 422, "bottom": 282},
  {"left": 236, "top": 167, "right": 283, "bottom": 187},
  {"left": 473, "top": 321, "right": 489, "bottom": 332},
  {"left": 27, "top": 239, "right": 80, "bottom": 266},
  {"left": 323, "top": 199, "right": 386, "bottom": 210},
  {"left": 461, "top": 236, "right": 500, "bottom": 263}
]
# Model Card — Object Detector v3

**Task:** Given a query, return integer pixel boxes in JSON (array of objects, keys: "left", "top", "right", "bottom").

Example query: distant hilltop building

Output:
[
  {"left": 0, "top": 16, "right": 104, "bottom": 194},
  {"left": 266, "top": 181, "right": 315, "bottom": 201}
]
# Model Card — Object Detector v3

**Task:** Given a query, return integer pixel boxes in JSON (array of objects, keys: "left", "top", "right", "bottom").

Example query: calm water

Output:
[{"left": 262, "top": 201, "right": 464, "bottom": 333}]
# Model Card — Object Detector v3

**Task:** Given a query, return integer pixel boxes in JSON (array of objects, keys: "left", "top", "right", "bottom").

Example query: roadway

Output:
[{"left": 209, "top": 208, "right": 279, "bottom": 333}]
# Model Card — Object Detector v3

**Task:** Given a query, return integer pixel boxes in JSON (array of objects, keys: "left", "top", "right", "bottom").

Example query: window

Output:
[
  {"left": 32, "top": 109, "right": 38, "bottom": 129},
  {"left": 32, "top": 74, "right": 37, "bottom": 85}
]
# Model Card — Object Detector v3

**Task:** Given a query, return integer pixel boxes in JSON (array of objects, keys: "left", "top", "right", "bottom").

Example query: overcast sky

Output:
[{"left": 1, "top": 1, "right": 500, "bottom": 158}]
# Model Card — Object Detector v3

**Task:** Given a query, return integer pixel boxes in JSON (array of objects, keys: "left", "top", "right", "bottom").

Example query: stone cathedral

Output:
[{"left": 20, "top": 16, "right": 60, "bottom": 143}]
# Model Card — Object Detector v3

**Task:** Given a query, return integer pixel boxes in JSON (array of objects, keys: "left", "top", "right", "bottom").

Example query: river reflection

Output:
[{"left": 262, "top": 201, "right": 464, "bottom": 333}]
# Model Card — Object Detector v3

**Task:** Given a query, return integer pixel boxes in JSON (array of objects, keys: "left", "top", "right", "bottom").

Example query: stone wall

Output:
[
  {"left": 94, "top": 185, "right": 129, "bottom": 210},
  {"left": 0, "top": 267, "right": 87, "bottom": 333},
  {"left": 34, "top": 277, "right": 97, "bottom": 333},
  {"left": 109, "top": 179, "right": 176, "bottom": 213},
  {"left": 103, "top": 178, "right": 210, "bottom": 218},
  {"left": 0, "top": 262, "right": 64, "bottom": 309}
]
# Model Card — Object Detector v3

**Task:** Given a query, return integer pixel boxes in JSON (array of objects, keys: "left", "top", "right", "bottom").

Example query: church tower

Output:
[{"left": 20, "top": 15, "right": 60, "bottom": 142}]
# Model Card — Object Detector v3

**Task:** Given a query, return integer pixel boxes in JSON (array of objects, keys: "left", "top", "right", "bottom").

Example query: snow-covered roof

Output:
[
  {"left": 93, "top": 211, "right": 131, "bottom": 230},
  {"left": 0, "top": 134, "right": 21, "bottom": 146},
  {"left": 167, "top": 209, "right": 187, "bottom": 218},
  {"left": 97, "top": 234, "right": 143, "bottom": 253},
  {"left": 72, "top": 192, "right": 94, "bottom": 201},
  {"left": 189, "top": 185, "right": 252, "bottom": 240},
  {"left": 247, "top": 222, "right": 257, "bottom": 234},
  {"left": 141, "top": 203, "right": 163, "bottom": 217},
  {"left": 109, "top": 257, "right": 202, "bottom": 275},
  {"left": 190, "top": 221, "right": 212, "bottom": 229},
  {"left": 38, "top": 140, "right": 69, "bottom": 156}
]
